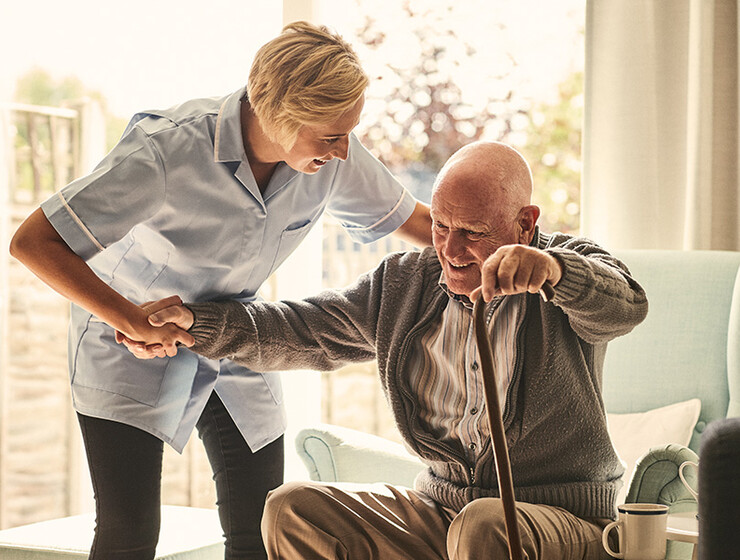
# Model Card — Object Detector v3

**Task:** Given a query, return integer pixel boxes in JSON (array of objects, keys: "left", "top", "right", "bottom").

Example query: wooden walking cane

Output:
[{"left": 473, "top": 283, "right": 553, "bottom": 560}]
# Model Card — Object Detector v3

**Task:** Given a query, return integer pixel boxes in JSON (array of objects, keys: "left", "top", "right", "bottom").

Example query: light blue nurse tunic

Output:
[{"left": 41, "top": 87, "right": 416, "bottom": 452}]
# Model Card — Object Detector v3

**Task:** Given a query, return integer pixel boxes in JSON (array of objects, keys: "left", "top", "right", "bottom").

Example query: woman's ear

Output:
[{"left": 517, "top": 205, "right": 541, "bottom": 244}]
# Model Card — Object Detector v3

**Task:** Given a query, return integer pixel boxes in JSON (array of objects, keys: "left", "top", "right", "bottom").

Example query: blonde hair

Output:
[{"left": 247, "top": 21, "right": 368, "bottom": 150}]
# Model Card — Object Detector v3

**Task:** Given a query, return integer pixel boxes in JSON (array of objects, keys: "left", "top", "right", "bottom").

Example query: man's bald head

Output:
[{"left": 432, "top": 141, "right": 533, "bottom": 216}]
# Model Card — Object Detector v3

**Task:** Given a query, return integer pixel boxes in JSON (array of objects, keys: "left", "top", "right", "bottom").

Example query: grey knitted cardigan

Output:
[{"left": 188, "top": 231, "right": 648, "bottom": 520}]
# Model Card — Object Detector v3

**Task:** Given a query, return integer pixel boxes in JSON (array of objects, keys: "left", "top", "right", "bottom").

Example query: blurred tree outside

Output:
[
  {"left": 518, "top": 71, "right": 583, "bottom": 234},
  {"left": 349, "top": 0, "right": 583, "bottom": 234},
  {"left": 353, "top": 5, "right": 527, "bottom": 186}
]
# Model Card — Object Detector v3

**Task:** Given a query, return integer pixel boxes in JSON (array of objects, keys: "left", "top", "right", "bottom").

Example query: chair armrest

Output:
[
  {"left": 295, "top": 423, "right": 426, "bottom": 487},
  {"left": 626, "top": 443, "right": 699, "bottom": 512}
]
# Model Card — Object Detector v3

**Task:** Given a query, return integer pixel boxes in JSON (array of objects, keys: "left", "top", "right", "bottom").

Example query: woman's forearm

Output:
[{"left": 9, "top": 208, "right": 191, "bottom": 352}]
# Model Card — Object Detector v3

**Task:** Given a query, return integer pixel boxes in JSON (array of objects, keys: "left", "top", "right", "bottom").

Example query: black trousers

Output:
[{"left": 77, "top": 391, "right": 284, "bottom": 559}]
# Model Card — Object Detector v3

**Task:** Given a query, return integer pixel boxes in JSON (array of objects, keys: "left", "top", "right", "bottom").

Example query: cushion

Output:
[
  {"left": 0, "top": 505, "right": 224, "bottom": 559},
  {"left": 607, "top": 398, "right": 701, "bottom": 504}
]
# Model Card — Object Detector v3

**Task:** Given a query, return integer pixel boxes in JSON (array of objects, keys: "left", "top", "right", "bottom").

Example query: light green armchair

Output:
[{"left": 295, "top": 249, "right": 740, "bottom": 560}]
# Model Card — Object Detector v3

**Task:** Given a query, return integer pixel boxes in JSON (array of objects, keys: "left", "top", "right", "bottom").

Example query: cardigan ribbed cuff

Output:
[
  {"left": 186, "top": 300, "right": 249, "bottom": 357},
  {"left": 416, "top": 469, "right": 619, "bottom": 520}
]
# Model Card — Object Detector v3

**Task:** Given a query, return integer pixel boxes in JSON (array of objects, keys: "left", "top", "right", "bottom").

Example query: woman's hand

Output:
[{"left": 115, "top": 295, "right": 195, "bottom": 359}]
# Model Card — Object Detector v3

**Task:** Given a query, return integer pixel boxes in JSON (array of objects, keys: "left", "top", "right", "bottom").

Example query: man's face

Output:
[
  {"left": 282, "top": 96, "right": 364, "bottom": 174},
  {"left": 431, "top": 179, "right": 521, "bottom": 298}
]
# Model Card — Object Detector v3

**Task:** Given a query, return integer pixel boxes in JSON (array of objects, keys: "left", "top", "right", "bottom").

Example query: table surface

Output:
[{"left": 666, "top": 512, "right": 699, "bottom": 544}]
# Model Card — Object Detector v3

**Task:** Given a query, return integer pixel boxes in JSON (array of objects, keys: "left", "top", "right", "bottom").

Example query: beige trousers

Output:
[{"left": 261, "top": 481, "right": 613, "bottom": 559}]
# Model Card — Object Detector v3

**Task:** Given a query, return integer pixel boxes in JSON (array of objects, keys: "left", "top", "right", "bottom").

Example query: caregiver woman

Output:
[{"left": 10, "top": 21, "right": 431, "bottom": 560}]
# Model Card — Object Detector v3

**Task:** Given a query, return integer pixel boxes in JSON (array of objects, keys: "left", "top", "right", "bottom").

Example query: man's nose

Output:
[
  {"left": 331, "top": 136, "right": 350, "bottom": 161},
  {"left": 444, "top": 231, "right": 468, "bottom": 259}
]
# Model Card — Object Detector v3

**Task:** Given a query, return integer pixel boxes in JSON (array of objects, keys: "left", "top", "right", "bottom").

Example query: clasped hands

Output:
[
  {"left": 115, "top": 295, "right": 196, "bottom": 359},
  {"left": 117, "top": 245, "right": 561, "bottom": 359}
]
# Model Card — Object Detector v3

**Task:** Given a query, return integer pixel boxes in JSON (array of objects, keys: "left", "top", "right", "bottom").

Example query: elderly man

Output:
[{"left": 138, "top": 141, "right": 647, "bottom": 559}]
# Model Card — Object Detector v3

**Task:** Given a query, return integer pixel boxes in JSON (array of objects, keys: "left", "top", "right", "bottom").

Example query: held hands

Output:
[
  {"left": 115, "top": 295, "right": 196, "bottom": 359},
  {"left": 471, "top": 244, "right": 562, "bottom": 302}
]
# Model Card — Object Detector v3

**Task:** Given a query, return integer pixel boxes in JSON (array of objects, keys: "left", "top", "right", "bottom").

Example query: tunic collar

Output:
[{"left": 213, "top": 87, "right": 248, "bottom": 163}]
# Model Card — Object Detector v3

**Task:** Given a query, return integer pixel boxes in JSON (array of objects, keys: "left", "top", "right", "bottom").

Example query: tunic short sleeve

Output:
[
  {"left": 41, "top": 123, "right": 167, "bottom": 261},
  {"left": 327, "top": 134, "right": 416, "bottom": 243}
]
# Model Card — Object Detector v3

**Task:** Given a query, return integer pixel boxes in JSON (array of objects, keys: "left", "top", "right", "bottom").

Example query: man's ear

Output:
[{"left": 517, "top": 205, "right": 540, "bottom": 244}]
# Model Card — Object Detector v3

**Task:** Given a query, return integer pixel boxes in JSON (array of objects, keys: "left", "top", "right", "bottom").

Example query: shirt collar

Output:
[
  {"left": 213, "top": 87, "right": 248, "bottom": 163},
  {"left": 438, "top": 275, "right": 478, "bottom": 309}
]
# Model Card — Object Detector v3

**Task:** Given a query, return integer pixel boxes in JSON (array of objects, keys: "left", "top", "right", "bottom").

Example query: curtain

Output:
[{"left": 582, "top": 0, "right": 739, "bottom": 250}]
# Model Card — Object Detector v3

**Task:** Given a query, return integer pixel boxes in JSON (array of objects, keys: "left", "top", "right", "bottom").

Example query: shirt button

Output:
[
  {"left": 471, "top": 362, "right": 479, "bottom": 371},
  {"left": 470, "top": 407, "right": 478, "bottom": 415},
  {"left": 468, "top": 442, "right": 477, "bottom": 451}
]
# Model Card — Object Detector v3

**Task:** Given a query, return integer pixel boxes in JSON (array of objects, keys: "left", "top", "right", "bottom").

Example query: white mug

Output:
[
  {"left": 602, "top": 503, "right": 669, "bottom": 560},
  {"left": 678, "top": 460, "right": 699, "bottom": 500}
]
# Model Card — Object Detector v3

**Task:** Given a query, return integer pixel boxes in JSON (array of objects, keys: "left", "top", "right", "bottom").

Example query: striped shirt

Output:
[{"left": 408, "top": 277, "right": 523, "bottom": 462}]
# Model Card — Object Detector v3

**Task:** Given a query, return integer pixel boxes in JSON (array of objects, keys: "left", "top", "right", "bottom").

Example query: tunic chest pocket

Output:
[{"left": 266, "top": 219, "right": 316, "bottom": 279}]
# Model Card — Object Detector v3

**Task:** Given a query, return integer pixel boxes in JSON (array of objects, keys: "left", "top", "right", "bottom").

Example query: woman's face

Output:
[{"left": 282, "top": 95, "right": 365, "bottom": 174}]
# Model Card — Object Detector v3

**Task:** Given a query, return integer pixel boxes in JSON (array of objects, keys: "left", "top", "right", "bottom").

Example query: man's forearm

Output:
[
  {"left": 546, "top": 248, "right": 648, "bottom": 342},
  {"left": 186, "top": 296, "right": 377, "bottom": 372}
]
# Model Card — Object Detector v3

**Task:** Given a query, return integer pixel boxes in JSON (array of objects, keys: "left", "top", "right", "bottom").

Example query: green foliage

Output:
[
  {"left": 106, "top": 115, "right": 128, "bottom": 151},
  {"left": 14, "top": 67, "right": 88, "bottom": 107},
  {"left": 517, "top": 72, "right": 583, "bottom": 234}
]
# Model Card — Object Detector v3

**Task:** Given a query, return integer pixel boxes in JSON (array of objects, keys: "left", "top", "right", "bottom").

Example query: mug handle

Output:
[
  {"left": 679, "top": 461, "right": 699, "bottom": 500},
  {"left": 602, "top": 520, "right": 624, "bottom": 559}
]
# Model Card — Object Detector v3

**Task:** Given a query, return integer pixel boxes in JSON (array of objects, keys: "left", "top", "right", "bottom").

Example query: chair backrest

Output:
[{"left": 602, "top": 250, "right": 740, "bottom": 452}]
